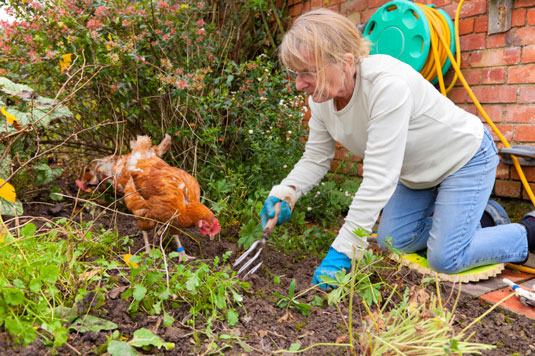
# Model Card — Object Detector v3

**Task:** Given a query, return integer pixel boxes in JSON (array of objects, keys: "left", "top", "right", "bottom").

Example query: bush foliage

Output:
[{"left": 0, "top": 0, "right": 310, "bottom": 225}]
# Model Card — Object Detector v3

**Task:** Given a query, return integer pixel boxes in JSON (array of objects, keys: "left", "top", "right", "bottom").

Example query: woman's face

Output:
[{"left": 292, "top": 53, "right": 356, "bottom": 104}]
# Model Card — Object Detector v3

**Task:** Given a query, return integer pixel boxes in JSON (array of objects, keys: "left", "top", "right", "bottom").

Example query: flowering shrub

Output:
[{"left": 0, "top": 0, "right": 307, "bottom": 223}]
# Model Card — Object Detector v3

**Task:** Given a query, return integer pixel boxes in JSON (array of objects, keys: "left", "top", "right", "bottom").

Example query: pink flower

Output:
[
  {"left": 175, "top": 79, "right": 187, "bottom": 89},
  {"left": 158, "top": 0, "right": 169, "bottom": 9},
  {"left": 122, "top": 19, "right": 131, "bottom": 27},
  {"left": 95, "top": 6, "right": 110, "bottom": 18},
  {"left": 196, "top": 19, "right": 204, "bottom": 27},
  {"left": 87, "top": 18, "right": 103, "bottom": 30},
  {"left": 196, "top": 28, "right": 206, "bottom": 36}
]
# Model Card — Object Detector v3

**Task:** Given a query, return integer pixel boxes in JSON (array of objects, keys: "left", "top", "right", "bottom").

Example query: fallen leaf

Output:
[
  {"left": 277, "top": 311, "right": 294, "bottom": 324},
  {"left": 335, "top": 334, "right": 348, "bottom": 344},
  {"left": 1, "top": 106, "right": 17, "bottom": 124},
  {"left": 124, "top": 254, "right": 139, "bottom": 268},
  {"left": 108, "top": 286, "right": 128, "bottom": 300},
  {"left": 79, "top": 269, "right": 100, "bottom": 281},
  {"left": 0, "top": 179, "right": 16, "bottom": 203}
]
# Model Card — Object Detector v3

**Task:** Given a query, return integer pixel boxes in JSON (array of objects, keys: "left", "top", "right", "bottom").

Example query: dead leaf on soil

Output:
[
  {"left": 408, "top": 285, "right": 430, "bottom": 311},
  {"left": 258, "top": 329, "right": 268, "bottom": 338},
  {"left": 80, "top": 269, "right": 101, "bottom": 281},
  {"left": 335, "top": 334, "right": 348, "bottom": 343},
  {"left": 108, "top": 286, "right": 128, "bottom": 299},
  {"left": 277, "top": 311, "right": 294, "bottom": 324},
  {"left": 297, "top": 330, "right": 314, "bottom": 339}
]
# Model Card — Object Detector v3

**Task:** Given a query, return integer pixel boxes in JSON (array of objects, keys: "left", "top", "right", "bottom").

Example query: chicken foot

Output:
[{"left": 174, "top": 235, "right": 195, "bottom": 261}]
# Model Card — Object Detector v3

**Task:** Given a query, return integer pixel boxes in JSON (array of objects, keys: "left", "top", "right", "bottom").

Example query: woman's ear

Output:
[{"left": 342, "top": 53, "right": 355, "bottom": 71}]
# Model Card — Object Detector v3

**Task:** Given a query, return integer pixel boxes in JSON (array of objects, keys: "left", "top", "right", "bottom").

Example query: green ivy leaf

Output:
[
  {"left": 132, "top": 284, "right": 147, "bottom": 301},
  {"left": 69, "top": 315, "right": 118, "bottom": 333},
  {"left": 129, "top": 328, "right": 174, "bottom": 350},
  {"left": 108, "top": 340, "right": 140, "bottom": 356},
  {"left": 0, "top": 196, "right": 23, "bottom": 216}
]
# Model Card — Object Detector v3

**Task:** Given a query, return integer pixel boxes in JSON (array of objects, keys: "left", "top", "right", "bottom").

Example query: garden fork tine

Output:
[{"left": 234, "top": 202, "right": 281, "bottom": 279}]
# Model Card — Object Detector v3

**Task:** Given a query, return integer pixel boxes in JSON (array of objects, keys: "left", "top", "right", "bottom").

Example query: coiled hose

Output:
[
  {"left": 417, "top": 1, "right": 535, "bottom": 207},
  {"left": 419, "top": 1, "right": 535, "bottom": 273}
]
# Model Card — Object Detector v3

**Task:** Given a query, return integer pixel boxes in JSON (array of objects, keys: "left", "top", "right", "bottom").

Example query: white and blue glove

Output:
[
  {"left": 260, "top": 185, "right": 296, "bottom": 229},
  {"left": 311, "top": 247, "right": 352, "bottom": 289}
]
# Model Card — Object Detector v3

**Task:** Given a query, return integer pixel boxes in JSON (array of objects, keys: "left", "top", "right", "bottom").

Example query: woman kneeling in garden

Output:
[{"left": 260, "top": 8, "right": 534, "bottom": 288}]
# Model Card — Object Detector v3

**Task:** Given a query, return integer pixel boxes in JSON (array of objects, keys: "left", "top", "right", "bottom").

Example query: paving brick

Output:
[
  {"left": 447, "top": 269, "right": 534, "bottom": 297},
  {"left": 479, "top": 286, "right": 535, "bottom": 319},
  {"left": 480, "top": 277, "right": 535, "bottom": 319}
]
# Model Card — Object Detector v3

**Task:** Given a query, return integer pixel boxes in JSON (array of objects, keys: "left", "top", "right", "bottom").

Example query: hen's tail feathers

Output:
[{"left": 155, "top": 134, "right": 172, "bottom": 157}]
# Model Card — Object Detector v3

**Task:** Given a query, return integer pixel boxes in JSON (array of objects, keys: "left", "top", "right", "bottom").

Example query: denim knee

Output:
[{"left": 427, "top": 251, "right": 460, "bottom": 274}]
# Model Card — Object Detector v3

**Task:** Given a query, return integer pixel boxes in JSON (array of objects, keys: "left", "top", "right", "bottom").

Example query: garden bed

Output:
[{"left": 2, "top": 198, "right": 535, "bottom": 356}]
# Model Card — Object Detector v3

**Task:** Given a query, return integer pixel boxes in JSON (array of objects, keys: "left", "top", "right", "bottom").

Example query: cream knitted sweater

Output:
[{"left": 277, "top": 54, "right": 484, "bottom": 258}]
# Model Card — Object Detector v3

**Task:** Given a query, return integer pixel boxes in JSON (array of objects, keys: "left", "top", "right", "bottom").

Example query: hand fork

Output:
[{"left": 234, "top": 202, "right": 281, "bottom": 279}]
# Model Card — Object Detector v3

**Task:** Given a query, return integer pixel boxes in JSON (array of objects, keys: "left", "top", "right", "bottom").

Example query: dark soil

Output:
[{"left": 2, "top": 191, "right": 535, "bottom": 355}]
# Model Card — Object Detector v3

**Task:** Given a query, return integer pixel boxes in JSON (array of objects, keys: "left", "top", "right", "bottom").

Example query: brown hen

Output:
[{"left": 123, "top": 138, "right": 220, "bottom": 258}]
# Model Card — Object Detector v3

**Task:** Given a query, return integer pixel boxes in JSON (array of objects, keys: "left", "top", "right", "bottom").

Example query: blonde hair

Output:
[{"left": 279, "top": 8, "right": 370, "bottom": 98}]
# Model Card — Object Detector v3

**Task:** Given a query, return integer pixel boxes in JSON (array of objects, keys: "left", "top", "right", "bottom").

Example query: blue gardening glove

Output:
[
  {"left": 260, "top": 196, "right": 292, "bottom": 229},
  {"left": 260, "top": 185, "right": 296, "bottom": 229},
  {"left": 312, "top": 247, "right": 352, "bottom": 290}
]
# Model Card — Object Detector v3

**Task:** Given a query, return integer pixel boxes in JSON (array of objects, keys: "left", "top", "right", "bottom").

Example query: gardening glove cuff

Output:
[
  {"left": 260, "top": 185, "right": 297, "bottom": 229},
  {"left": 268, "top": 185, "right": 297, "bottom": 210},
  {"left": 331, "top": 222, "right": 368, "bottom": 260},
  {"left": 311, "top": 246, "right": 352, "bottom": 290}
]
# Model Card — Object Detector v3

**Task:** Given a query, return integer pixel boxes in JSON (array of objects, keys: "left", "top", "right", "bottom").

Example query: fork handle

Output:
[{"left": 262, "top": 202, "right": 281, "bottom": 237}]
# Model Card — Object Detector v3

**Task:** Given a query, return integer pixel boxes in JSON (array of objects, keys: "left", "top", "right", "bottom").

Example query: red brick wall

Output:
[{"left": 287, "top": 0, "right": 535, "bottom": 200}]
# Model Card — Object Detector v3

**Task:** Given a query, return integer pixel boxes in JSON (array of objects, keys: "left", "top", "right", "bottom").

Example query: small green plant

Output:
[
  {"left": 274, "top": 279, "right": 312, "bottom": 316},
  {"left": 118, "top": 250, "right": 249, "bottom": 334},
  {"left": 0, "top": 218, "right": 118, "bottom": 347},
  {"left": 107, "top": 327, "right": 174, "bottom": 355}
]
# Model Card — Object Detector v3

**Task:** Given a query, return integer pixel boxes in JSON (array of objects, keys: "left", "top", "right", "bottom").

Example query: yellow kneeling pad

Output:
[{"left": 391, "top": 252, "right": 504, "bottom": 283}]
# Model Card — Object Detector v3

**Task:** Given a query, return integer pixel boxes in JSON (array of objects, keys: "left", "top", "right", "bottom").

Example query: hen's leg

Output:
[
  {"left": 174, "top": 235, "right": 195, "bottom": 261},
  {"left": 142, "top": 231, "right": 151, "bottom": 253}
]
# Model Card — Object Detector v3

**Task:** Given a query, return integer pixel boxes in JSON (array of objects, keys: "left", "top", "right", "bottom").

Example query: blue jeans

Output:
[{"left": 377, "top": 129, "right": 528, "bottom": 273}]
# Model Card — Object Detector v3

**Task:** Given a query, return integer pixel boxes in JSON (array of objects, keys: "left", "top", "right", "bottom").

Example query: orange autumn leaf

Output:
[
  {"left": 0, "top": 179, "right": 16, "bottom": 203},
  {"left": 1, "top": 106, "right": 18, "bottom": 124},
  {"left": 59, "top": 53, "right": 73, "bottom": 73}
]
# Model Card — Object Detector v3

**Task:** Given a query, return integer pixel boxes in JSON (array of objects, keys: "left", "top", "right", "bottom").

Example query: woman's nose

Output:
[{"left": 295, "top": 76, "right": 309, "bottom": 91}]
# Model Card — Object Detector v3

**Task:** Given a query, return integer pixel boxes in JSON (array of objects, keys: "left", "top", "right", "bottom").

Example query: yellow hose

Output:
[{"left": 416, "top": 2, "right": 535, "bottom": 207}]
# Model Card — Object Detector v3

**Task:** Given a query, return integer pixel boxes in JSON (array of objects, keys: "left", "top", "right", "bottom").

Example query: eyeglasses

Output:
[{"left": 286, "top": 68, "right": 322, "bottom": 81}]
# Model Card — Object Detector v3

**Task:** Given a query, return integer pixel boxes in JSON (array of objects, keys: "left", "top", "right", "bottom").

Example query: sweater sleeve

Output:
[
  {"left": 332, "top": 77, "right": 413, "bottom": 259},
  {"left": 279, "top": 108, "right": 336, "bottom": 199}
]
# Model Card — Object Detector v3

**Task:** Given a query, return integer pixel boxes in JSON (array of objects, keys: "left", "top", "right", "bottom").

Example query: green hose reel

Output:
[{"left": 363, "top": 0, "right": 455, "bottom": 84}]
